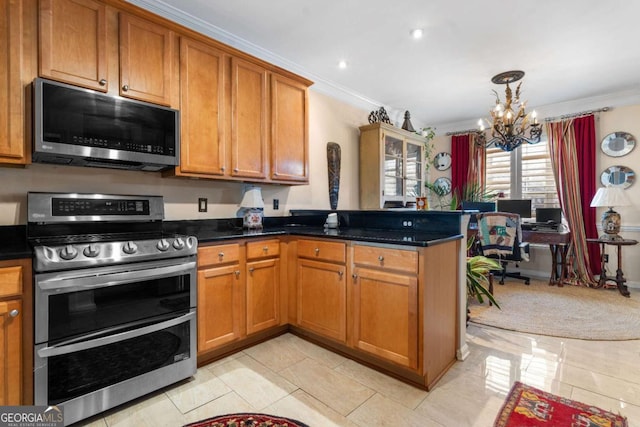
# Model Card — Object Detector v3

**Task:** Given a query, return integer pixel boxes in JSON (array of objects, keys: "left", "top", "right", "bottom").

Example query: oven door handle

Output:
[
  {"left": 37, "top": 311, "right": 195, "bottom": 358},
  {"left": 37, "top": 261, "right": 196, "bottom": 291}
]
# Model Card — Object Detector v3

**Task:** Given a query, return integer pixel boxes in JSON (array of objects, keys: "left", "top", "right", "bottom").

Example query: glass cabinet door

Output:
[
  {"left": 383, "top": 134, "right": 404, "bottom": 200},
  {"left": 405, "top": 141, "right": 424, "bottom": 199}
]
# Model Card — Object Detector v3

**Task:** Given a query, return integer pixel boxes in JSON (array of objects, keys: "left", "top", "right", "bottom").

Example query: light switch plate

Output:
[{"left": 198, "top": 198, "right": 208, "bottom": 212}]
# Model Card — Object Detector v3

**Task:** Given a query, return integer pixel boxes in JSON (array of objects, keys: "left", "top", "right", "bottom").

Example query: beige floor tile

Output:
[
  {"left": 571, "top": 387, "right": 640, "bottom": 427},
  {"left": 72, "top": 415, "right": 107, "bottom": 426},
  {"left": 242, "top": 334, "right": 308, "bottom": 372},
  {"left": 208, "top": 354, "right": 297, "bottom": 410},
  {"left": 182, "top": 392, "right": 255, "bottom": 424},
  {"left": 348, "top": 393, "right": 443, "bottom": 427},
  {"left": 279, "top": 358, "right": 375, "bottom": 416},
  {"left": 165, "top": 368, "right": 232, "bottom": 413},
  {"left": 278, "top": 333, "right": 349, "bottom": 368},
  {"left": 550, "top": 362, "right": 640, "bottom": 406},
  {"left": 334, "top": 359, "right": 428, "bottom": 409},
  {"left": 263, "top": 389, "right": 360, "bottom": 427},
  {"left": 103, "top": 392, "right": 185, "bottom": 427}
]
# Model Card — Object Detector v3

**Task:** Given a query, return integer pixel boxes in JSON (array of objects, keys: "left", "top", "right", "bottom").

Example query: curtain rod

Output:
[
  {"left": 544, "top": 107, "right": 610, "bottom": 122},
  {"left": 445, "top": 128, "right": 479, "bottom": 136}
]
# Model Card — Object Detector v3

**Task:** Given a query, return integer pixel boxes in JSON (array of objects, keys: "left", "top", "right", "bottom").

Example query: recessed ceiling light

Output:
[
  {"left": 410, "top": 28, "right": 424, "bottom": 39},
  {"left": 338, "top": 60, "right": 348, "bottom": 69}
]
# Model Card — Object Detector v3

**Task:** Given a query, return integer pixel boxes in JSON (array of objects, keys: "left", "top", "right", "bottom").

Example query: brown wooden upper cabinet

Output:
[
  {"left": 0, "top": 0, "right": 34, "bottom": 166},
  {"left": 39, "top": 0, "right": 175, "bottom": 106}
]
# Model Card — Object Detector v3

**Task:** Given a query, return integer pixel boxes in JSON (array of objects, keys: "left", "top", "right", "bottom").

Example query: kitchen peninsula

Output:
[{"left": 164, "top": 209, "right": 465, "bottom": 390}]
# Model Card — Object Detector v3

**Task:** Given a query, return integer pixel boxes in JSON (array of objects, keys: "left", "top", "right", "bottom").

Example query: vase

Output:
[{"left": 327, "top": 142, "right": 341, "bottom": 210}]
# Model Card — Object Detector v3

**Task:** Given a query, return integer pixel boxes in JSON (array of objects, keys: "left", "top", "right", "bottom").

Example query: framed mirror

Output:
[
  {"left": 433, "top": 177, "right": 452, "bottom": 195},
  {"left": 600, "top": 165, "right": 635, "bottom": 188},
  {"left": 433, "top": 152, "right": 452, "bottom": 171},
  {"left": 601, "top": 132, "right": 636, "bottom": 157}
]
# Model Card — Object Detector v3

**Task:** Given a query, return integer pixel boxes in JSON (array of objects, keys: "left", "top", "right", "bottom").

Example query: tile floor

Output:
[{"left": 76, "top": 325, "right": 640, "bottom": 427}]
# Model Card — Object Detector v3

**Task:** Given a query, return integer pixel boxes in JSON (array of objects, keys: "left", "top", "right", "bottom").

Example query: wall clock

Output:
[
  {"left": 433, "top": 152, "right": 452, "bottom": 171},
  {"left": 601, "top": 132, "right": 636, "bottom": 157}
]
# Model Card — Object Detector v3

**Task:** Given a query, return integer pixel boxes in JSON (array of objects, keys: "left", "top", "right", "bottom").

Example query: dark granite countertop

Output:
[
  {"left": 0, "top": 225, "right": 31, "bottom": 261},
  {"left": 0, "top": 210, "right": 465, "bottom": 260}
]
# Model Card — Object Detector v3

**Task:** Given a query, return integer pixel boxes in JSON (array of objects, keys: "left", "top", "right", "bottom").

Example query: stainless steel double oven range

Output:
[{"left": 28, "top": 192, "right": 197, "bottom": 426}]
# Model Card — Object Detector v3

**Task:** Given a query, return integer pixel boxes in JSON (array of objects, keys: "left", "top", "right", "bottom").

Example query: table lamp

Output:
[
  {"left": 590, "top": 185, "right": 631, "bottom": 241},
  {"left": 240, "top": 186, "right": 264, "bottom": 229}
]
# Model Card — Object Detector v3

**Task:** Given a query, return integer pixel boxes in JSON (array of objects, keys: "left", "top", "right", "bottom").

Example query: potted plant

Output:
[{"left": 467, "top": 254, "right": 501, "bottom": 308}]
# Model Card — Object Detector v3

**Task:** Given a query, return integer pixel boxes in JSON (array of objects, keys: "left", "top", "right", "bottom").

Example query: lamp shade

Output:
[
  {"left": 590, "top": 186, "right": 631, "bottom": 208},
  {"left": 240, "top": 186, "right": 264, "bottom": 208}
]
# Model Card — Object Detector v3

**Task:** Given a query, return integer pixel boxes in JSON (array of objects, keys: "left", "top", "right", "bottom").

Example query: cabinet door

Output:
[
  {"left": 119, "top": 13, "right": 173, "bottom": 106},
  {"left": 197, "top": 264, "right": 243, "bottom": 352},
  {"left": 178, "top": 37, "right": 226, "bottom": 176},
  {"left": 246, "top": 258, "right": 279, "bottom": 335},
  {"left": 382, "top": 133, "right": 404, "bottom": 202},
  {"left": 352, "top": 267, "right": 418, "bottom": 369},
  {"left": 270, "top": 73, "right": 308, "bottom": 182},
  {"left": 230, "top": 57, "right": 267, "bottom": 179},
  {"left": 39, "top": 0, "right": 108, "bottom": 91},
  {"left": 405, "top": 140, "right": 424, "bottom": 200},
  {"left": 297, "top": 259, "right": 346, "bottom": 342},
  {"left": 0, "top": 0, "right": 30, "bottom": 165},
  {"left": 0, "top": 299, "right": 21, "bottom": 405}
]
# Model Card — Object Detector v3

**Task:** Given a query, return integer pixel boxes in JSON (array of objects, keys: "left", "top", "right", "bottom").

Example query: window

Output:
[{"left": 484, "top": 138, "right": 559, "bottom": 213}]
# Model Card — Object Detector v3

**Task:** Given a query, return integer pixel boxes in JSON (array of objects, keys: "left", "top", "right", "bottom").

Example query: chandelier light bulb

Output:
[
  {"left": 410, "top": 28, "right": 424, "bottom": 39},
  {"left": 531, "top": 110, "right": 538, "bottom": 124}
]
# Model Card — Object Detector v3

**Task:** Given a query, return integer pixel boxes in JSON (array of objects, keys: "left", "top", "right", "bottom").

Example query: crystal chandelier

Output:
[{"left": 476, "top": 70, "right": 542, "bottom": 151}]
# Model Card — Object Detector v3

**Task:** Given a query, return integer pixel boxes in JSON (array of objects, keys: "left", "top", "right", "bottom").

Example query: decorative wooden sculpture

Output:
[{"left": 327, "top": 142, "right": 341, "bottom": 210}]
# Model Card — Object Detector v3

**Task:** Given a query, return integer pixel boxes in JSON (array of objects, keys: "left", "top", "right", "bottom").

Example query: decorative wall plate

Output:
[
  {"left": 433, "top": 177, "right": 452, "bottom": 195},
  {"left": 600, "top": 165, "right": 635, "bottom": 188},
  {"left": 601, "top": 132, "right": 636, "bottom": 157},
  {"left": 433, "top": 152, "right": 452, "bottom": 171}
]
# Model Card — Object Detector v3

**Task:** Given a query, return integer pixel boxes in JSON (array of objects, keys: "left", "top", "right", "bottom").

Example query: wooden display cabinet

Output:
[{"left": 359, "top": 122, "right": 426, "bottom": 209}]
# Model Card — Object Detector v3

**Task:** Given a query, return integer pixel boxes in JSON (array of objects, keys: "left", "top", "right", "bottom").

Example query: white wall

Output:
[{"left": 0, "top": 89, "right": 367, "bottom": 225}]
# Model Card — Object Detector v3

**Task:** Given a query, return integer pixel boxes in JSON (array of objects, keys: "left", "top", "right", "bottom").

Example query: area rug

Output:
[
  {"left": 184, "top": 413, "right": 310, "bottom": 427},
  {"left": 495, "top": 381, "right": 628, "bottom": 426},
  {"left": 468, "top": 279, "right": 640, "bottom": 340}
]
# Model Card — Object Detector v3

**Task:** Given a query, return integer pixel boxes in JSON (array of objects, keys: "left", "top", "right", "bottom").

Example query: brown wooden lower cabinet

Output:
[
  {"left": 0, "top": 259, "right": 33, "bottom": 405},
  {"left": 196, "top": 237, "right": 460, "bottom": 390}
]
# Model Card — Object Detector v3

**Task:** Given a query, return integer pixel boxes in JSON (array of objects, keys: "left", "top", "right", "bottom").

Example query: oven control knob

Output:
[
  {"left": 122, "top": 241, "right": 138, "bottom": 254},
  {"left": 156, "top": 239, "right": 170, "bottom": 251},
  {"left": 83, "top": 244, "right": 101, "bottom": 258},
  {"left": 59, "top": 245, "right": 78, "bottom": 260},
  {"left": 173, "top": 238, "right": 185, "bottom": 250}
]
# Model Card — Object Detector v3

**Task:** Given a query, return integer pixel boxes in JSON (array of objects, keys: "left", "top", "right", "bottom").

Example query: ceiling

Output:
[{"left": 129, "top": 0, "right": 640, "bottom": 133}]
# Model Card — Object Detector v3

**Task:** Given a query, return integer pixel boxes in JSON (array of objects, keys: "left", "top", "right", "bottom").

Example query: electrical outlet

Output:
[
  {"left": 198, "top": 198, "right": 208, "bottom": 212},
  {"left": 603, "top": 254, "right": 609, "bottom": 263},
  {"left": 273, "top": 199, "right": 279, "bottom": 210}
]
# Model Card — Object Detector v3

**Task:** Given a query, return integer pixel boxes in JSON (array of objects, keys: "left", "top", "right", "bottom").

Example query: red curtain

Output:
[
  {"left": 451, "top": 134, "right": 470, "bottom": 200},
  {"left": 573, "top": 115, "right": 601, "bottom": 275}
]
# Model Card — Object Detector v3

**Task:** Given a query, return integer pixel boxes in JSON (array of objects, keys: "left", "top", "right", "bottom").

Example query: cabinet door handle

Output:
[
  {"left": 9, "top": 309, "right": 19, "bottom": 318},
  {"left": 314, "top": 248, "right": 320, "bottom": 255},
  {"left": 99, "top": 79, "right": 107, "bottom": 86},
  {"left": 352, "top": 273, "right": 358, "bottom": 279},
  {"left": 248, "top": 267, "right": 255, "bottom": 273},
  {"left": 378, "top": 255, "right": 384, "bottom": 262},
  {"left": 235, "top": 270, "right": 240, "bottom": 278},
  {"left": 218, "top": 252, "right": 225, "bottom": 259},
  {"left": 337, "top": 271, "right": 343, "bottom": 278},
  {"left": 233, "top": 168, "right": 239, "bottom": 172},
  {"left": 220, "top": 167, "right": 225, "bottom": 172},
  {"left": 122, "top": 84, "right": 129, "bottom": 92},
  {"left": 263, "top": 247, "right": 269, "bottom": 252}
]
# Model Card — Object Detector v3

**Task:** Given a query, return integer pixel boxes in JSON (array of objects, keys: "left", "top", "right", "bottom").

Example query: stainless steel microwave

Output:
[{"left": 33, "top": 78, "right": 179, "bottom": 171}]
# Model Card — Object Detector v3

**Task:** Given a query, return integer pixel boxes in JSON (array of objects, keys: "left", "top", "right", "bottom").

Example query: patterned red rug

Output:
[
  {"left": 184, "top": 413, "right": 310, "bottom": 427},
  {"left": 495, "top": 381, "right": 628, "bottom": 426}
]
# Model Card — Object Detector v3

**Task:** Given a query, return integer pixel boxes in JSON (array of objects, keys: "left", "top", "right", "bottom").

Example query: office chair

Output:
[{"left": 476, "top": 212, "right": 531, "bottom": 285}]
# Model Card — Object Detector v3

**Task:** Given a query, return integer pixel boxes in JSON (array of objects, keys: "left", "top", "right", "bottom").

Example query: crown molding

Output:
[{"left": 125, "top": 0, "right": 393, "bottom": 116}]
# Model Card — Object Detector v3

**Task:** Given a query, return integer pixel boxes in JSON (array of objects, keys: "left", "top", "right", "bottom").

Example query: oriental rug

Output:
[
  {"left": 184, "top": 413, "right": 310, "bottom": 427},
  {"left": 494, "top": 381, "right": 628, "bottom": 427}
]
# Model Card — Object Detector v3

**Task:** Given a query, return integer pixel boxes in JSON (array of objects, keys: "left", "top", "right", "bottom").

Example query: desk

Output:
[
  {"left": 586, "top": 238, "right": 638, "bottom": 298},
  {"left": 522, "top": 230, "right": 572, "bottom": 286}
]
